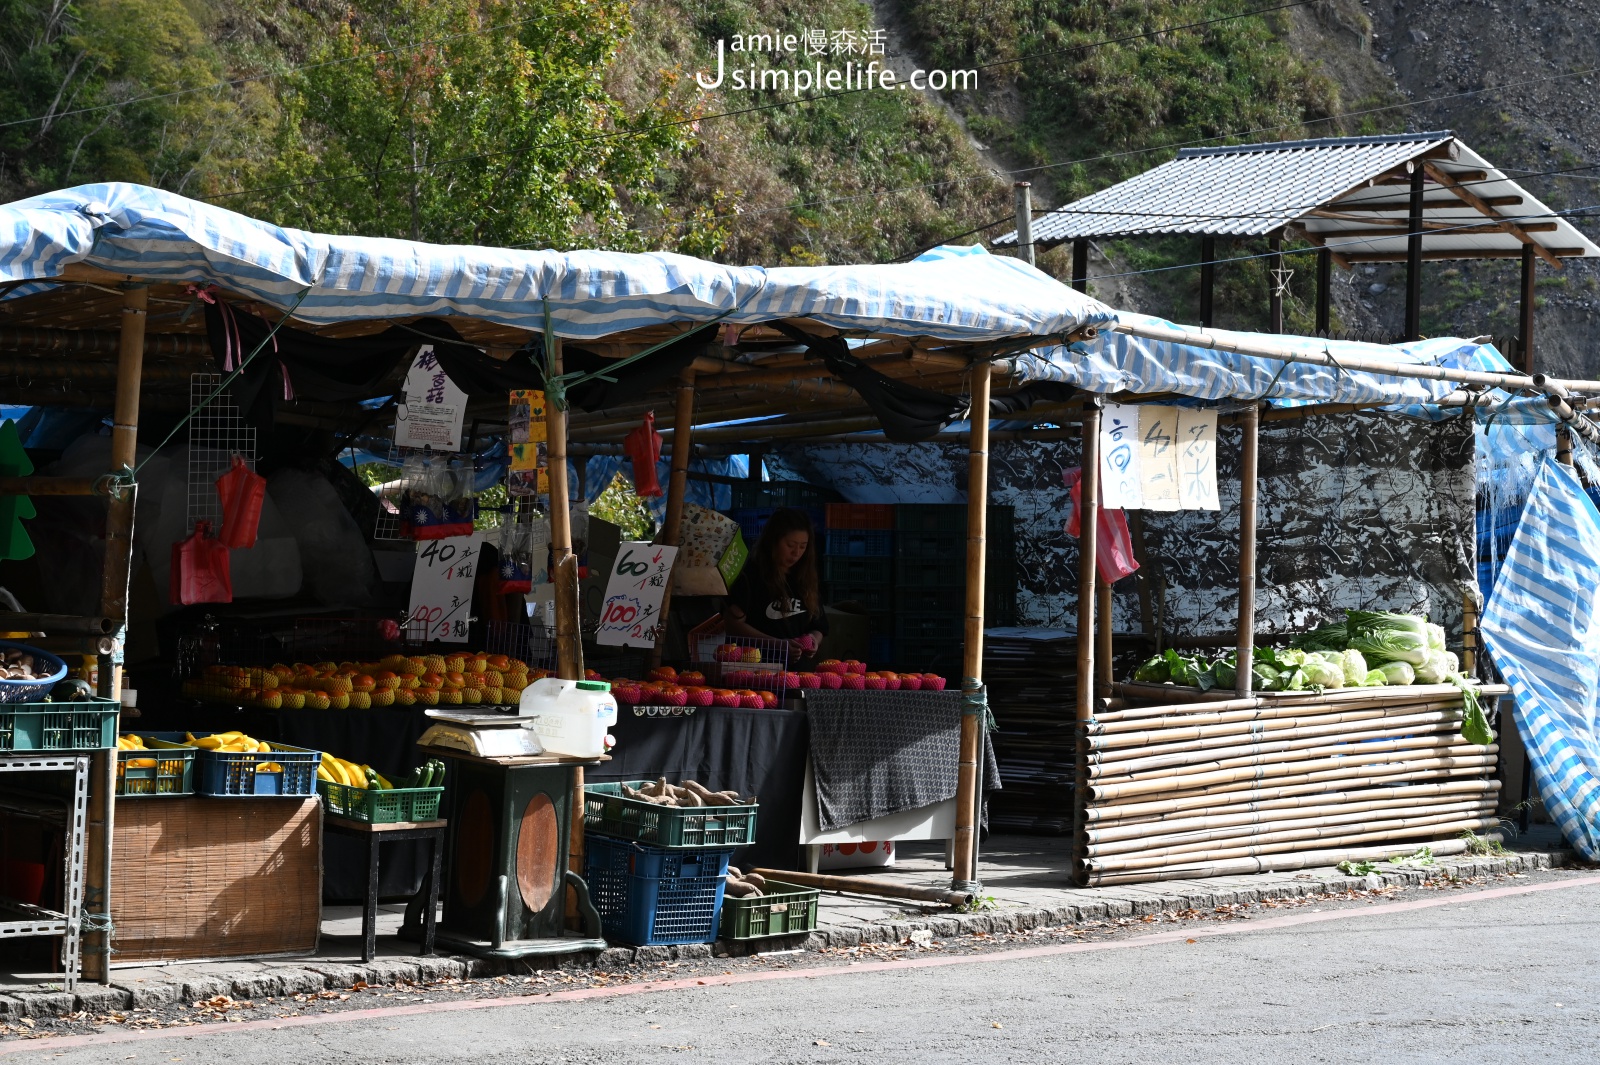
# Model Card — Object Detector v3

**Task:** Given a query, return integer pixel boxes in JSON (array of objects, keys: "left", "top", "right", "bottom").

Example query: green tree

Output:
[{"left": 251, "top": 0, "right": 696, "bottom": 249}]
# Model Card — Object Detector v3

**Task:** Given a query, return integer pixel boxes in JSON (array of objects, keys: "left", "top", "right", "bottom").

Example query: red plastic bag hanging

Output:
[
  {"left": 623, "top": 412, "right": 664, "bottom": 498},
  {"left": 1062, "top": 467, "right": 1141, "bottom": 584},
  {"left": 170, "top": 522, "right": 233, "bottom": 605},
  {"left": 214, "top": 455, "right": 266, "bottom": 549}
]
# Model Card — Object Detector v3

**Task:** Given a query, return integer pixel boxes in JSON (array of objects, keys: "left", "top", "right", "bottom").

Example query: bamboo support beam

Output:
[
  {"left": 952, "top": 361, "right": 991, "bottom": 893},
  {"left": 1087, "top": 745, "right": 1497, "bottom": 802},
  {"left": 1086, "top": 763, "right": 1497, "bottom": 825},
  {"left": 751, "top": 868, "right": 973, "bottom": 908},
  {"left": 547, "top": 336, "right": 582, "bottom": 683},
  {"left": 1236, "top": 403, "right": 1260, "bottom": 696},
  {"left": 1089, "top": 729, "right": 1482, "bottom": 781},
  {"left": 1087, "top": 780, "right": 1500, "bottom": 835},
  {"left": 1090, "top": 708, "right": 1465, "bottom": 766},
  {"left": 1081, "top": 835, "right": 1488, "bottom": 886},
  {"left": 0, "top": 476, "right": 111, "bottom": 496},
  {"left": 1095, "top": 579, "right": 1113, "bottom": 698},
  {"left": 651, "top": 366, "right": 697, "bottom": 668}
]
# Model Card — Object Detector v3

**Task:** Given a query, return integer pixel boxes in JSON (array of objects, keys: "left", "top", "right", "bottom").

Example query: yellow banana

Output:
[
  {"left": 372, "top": 771, "right": 394, "bottom": 791},
  {"left": 316, "top": 764, "right": 334, "bottom": 783}
]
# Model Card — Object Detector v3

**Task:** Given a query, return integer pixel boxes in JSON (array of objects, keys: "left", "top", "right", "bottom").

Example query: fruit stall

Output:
[{"left": 0, "top": 184, "right": 1104, "bottom": 977}]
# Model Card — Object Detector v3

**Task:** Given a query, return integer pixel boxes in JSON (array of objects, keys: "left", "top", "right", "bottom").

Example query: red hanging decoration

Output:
[
  {"left": 623, "top": 411, "right": 664, "bottom": 498},
  {"left": 214, "top": 455, "right": 266, "bottom": 550},
  {"left": 171, "top": 522, "right": 233, "bottom": 605}
]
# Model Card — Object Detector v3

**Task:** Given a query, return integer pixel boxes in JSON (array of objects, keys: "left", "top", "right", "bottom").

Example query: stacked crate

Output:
[
  {"left": 727, "top": 481, "right": 831, "bottom": 547},
  {"left": 821, "top": 504, "right": 897, "bottom": 662},
  {"left": 892, "top": 505, "right": 1015, "bottom": 676}
]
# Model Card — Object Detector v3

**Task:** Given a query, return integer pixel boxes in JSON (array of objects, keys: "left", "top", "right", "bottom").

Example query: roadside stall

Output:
[{"left": 0, "top": 183, "right": 1109, "bottom": 971}]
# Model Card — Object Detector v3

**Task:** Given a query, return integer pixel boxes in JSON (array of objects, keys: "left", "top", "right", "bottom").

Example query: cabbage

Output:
[
  {"left": 1378, "top": 660, "right": 1416, "bottom": 685},
  {"left": 1254, "top": 663, "right": 1281, "bottom": 690},
  {"left": 1347, "top": 611, "right": 1431, "bottom": 641},
  {"left": 1302, "top": 656, "right": 1345, "bottom": 689},
  {"left": 1292, "top": 623, "right": 1350, "bottom": 652},
  {"left": 1265, "top": 667, "right": 1307, "bottom": 692},
  {"left": 1340, "top": 649, "right": 1369, "bottom": 687},
  {"left": 1363, "top": 668, "right": 1389, "bottom": 686},
  {"left": 1349, "top": 628, "right": 1431, "bottom": 666},
  {"left": 1213, "top": 659, "right": 1237, "bottom": 690},
  {"left": 1426, "top": 623, "right": 1447, "bottom": 652},
  {"left": 1133, "top": 655, "right": 1170, "bottom": 683},
  {"left": 1414, "top": 649, "right": 1460, "bottom": 685}
]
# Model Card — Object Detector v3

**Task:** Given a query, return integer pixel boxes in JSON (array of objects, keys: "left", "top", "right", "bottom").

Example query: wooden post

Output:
[
  {"left": 1013, "top": 182, "right": 1034, "bottom": 267},
  {"left": 1235, "top": 402, "right": 1261, "bottom": 698},
  {"left": 1095, "top": 578, "right": 1113, "bottom": 698},
  {"left": 1077, "top": 402, "right": 1102, "bottom": 724},
  {"left": 1519, "top": 243, "right": 1537, "bottom": 374},
  {"left": 1315, "top": 247, "right": 1332, "bottom": 337},
  {"left": 547, "top": 337, "right": 583, "bottom": 682},
  {"left": 1268, "top": 231, "right": 1284, "bottom": 335},
  {"left": 651, "top": 367, "right": 697, "bottom": 667},
  {"left": 952, "top": 361, "right": 992, "bottom": 892},
  {"left": 84, "top": 284, "right": 146, "bottom": 981},
  {"left": 1199, "top": 236, "right": 1216, "bottom": 329},
  {"left": 1404, "top": 164, "right": 1425, "bottom": 342},
  {"left": 1071, "top": 240, "right": 1089, "bottom": 294},
  {"left": 1556, "top": 421, "right": 1573, "bottom": 468},
  {"left": 1462, "top": 589, "right": 1479, "bottom": 680}
]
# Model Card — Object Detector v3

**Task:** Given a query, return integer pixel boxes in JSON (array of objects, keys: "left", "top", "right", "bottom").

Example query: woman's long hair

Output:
[{"left": 751, "top": 507, "right": 820, "bottom": 617}]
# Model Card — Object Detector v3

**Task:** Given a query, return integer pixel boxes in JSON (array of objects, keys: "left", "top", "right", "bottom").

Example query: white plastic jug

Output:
[{"left": 519, "top": 677, "right": 617, "bottom": 758}]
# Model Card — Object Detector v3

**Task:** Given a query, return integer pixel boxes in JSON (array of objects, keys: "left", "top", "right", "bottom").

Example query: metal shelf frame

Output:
[{"left": 0, "top": 753, "right": 89, "bottom": 992}]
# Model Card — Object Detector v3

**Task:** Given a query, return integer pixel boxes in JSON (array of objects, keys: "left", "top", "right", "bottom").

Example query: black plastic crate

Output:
[
  {"left": 895, "top": 530, "right": 964, "bottom": 559},
  {"left": 825, "top": 582, "right": 895, "bottom": 614},
  {"left": 896, "top": 586, "right": 965, "bottom": 614},
  {"left": 894, "top": 637, "right": 964, "bottom": 675},
  {"left": 824, "top": 556, "right": 893, "bottom": 585},
  {"left": 730, "top": 482, "right": 838, "bottom": 510},
  {"left": 894, "top": 612, "right": 963, "bottom": 642},
  {"left": 823, "top": 529, "right": 893, "bottom": 557},
  {"left": 729, "top": 506, "right": 825, "bottom": 546},
  {"left": 895, "top": 556, "right": 965, "bottom": 588}
]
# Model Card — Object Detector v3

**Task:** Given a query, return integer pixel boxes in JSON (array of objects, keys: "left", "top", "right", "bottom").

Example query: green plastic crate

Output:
[
  {"left": 0, "top": 699, "right": 119, "bottom": 751},
  {"left": 585, "top": 781, "right": 758, "bottom": 848},
  {"left": 116, "top": 738, "right": 195, "bottom": 797},
  {"left": 319, "top": 779, "right": 444, "bottom": 823},
  {"left": 720, "top": 880, "right": 819, "bottom": 940}
]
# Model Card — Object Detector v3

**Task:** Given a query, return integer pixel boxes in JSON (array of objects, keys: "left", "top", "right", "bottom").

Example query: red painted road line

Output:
[{"left": 7, "top": 871, "right": 1599, "bottom": 1057}]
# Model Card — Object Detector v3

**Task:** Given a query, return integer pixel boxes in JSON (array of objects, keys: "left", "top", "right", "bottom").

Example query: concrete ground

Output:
[
  {"left": 0, "top": 826, "right": 1574, "bottom": 1021},
  {"left": 4, "top": 863, "right": 1598, "bottom": 1063}
]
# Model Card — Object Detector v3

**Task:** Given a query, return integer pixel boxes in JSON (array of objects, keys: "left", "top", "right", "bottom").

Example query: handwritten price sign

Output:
[
  {"left": 1176, "top": 407, "right": 1220, "bottom": 510},
  {"left": 407, "top": 531, "right": 484, "bottom": 643},
  {"left": 1099, "top": 402, "right": 1143, "bottom": 509},
  {"left": 1138, "top": 405, "right": 1182, "bottom": 512},
  {"left": 596, "top": 542, "right": 678, "bottom": 647}
]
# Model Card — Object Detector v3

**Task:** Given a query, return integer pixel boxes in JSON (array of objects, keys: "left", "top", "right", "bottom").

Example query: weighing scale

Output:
[{"left": 417, "top": 709, "right": 546, "bottom": 759}]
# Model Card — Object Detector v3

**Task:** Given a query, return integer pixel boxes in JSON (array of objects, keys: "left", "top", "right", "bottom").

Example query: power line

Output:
[{"left": 203, "top": 0, "right": 1318, "bottom": 203}]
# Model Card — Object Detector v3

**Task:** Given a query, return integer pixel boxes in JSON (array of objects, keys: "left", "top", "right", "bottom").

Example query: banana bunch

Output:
[
  {"left": 184, "top": 731, "right": 284, "bottom": 772},
  {"left": 318, "top": 751, "right": 394, "bottom": 790},
  {"left": 116, "top": 733, "right": 156, "bottom": 769}
]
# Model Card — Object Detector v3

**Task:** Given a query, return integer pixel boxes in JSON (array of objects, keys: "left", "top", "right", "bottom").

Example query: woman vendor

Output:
[{"left": 724, "top": 507, "right": 828, "bottom": 664}]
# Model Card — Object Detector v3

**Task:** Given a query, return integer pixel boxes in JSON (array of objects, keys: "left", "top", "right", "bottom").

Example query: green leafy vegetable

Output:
[
  {"left": 1340, "top": 649, "right": 1369, "bottom": 687},
  {"left": 1302, "top": 656, "right": 1345, "bottom": 689},
  {"left": 1133, "top": 655, "right": 1171, "bottom": 684},
  {"left": 1337, "top": 859, "right": 1378, "bottom": 875},
  {"left": 1426, "top": 623, "right": 1447, "bottom": 653},
  {"left": 1346, "top": 611, "right": 1431, "bottom": 641},
  {"left": 1363, "top": 668, "right": 1389, "bottom": 686},
  {"left": 1377, "top": 660, "right": 1416, "bottom": 685},
  {"left": 1414, "top": 649, "right": 1460, "bottom": 685},
  {"left": 1350, "top": 628, "right": 1431, "bottom": 667},
  {"left": 1292, "top": 622, "right": 1350, "bottom": 653},
  {"left": 1450, "top": 675, "right": 1495, "bottom": 746}
]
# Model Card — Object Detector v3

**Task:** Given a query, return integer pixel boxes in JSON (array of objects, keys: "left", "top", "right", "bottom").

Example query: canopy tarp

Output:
[
  {"left": 1013, "top": 311, "right": 1516, "bottom": 410},
  {"left": 0, "top": 184, "right": 1112, "bottom": 343}
]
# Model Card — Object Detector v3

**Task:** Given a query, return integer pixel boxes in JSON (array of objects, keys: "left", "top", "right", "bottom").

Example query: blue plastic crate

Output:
[
  {"left": 824, "top": 529, "right": 893, "bottom": 557},
  {"left": 729, "top": 506, "right": 825, "bottom": 547},
  {"left": 583, "top": 835, "right": 734, "bottom": 946},
  {"left": 192, "top": 738, "right": 321, "bottom": 797}
]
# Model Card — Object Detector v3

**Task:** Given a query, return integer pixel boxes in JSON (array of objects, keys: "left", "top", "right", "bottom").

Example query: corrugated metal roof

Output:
[{"left": 994, "top": 133, "right": 1600, "bottom": 263}]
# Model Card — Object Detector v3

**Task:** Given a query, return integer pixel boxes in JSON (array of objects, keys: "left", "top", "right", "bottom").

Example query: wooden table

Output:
[{"left": 322, "top": 814, "right": 446, "bottom": 962}]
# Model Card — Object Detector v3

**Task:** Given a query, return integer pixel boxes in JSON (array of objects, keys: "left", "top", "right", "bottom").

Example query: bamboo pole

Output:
[
  {"left": 1092, "top": 730, "right": 1490, "bottom": 779},
  {"left": 952, "top": 360, "right": 991, "bottom": 893},
  {"left": 1081, "top": 835, "right": 1486, "bottom": 886},
  {"left": 650, "top": 366, "right": 696, "bottom": 668},
  {"left": 1090, "top": 688, "right": 1504, "bottom": 733},
  {"left": 1090, "top": 701, "right": 1465, "bottom": 750},
  {"left": 1236, "top": 402, "right": 1260, "bottom": 696},
  {"left": 1099, "top": 682, "right": 1503, "bottom": 720},
  {"left": 1462, "top": 589, "right": 1479, "bottom": 679},
  {"left": 83, "top": 283, "right": 147, "bottom": 983},
  {"left": 1084, "top": 798, "right": 1500, "bottom": 858},
  {"left": 1090, "top": 715, "right": 1463, "bottom": 775},
  {"left": 1095, "top": 579, "right": 1113, "bottom": 698},
  {"left": 1072, "top": 401, "right": 1102, "bottom": 872},
  {"left": 1087, "top": 745, "right": 1498, "bottom": 801},
  {"left": 1080, "top": 815, "right": 1502, "bottom": 875},
  {"left": 1091, "top": 708, "right": 1463, "bottom": 765},
  {"left": 1090, "top": 754, "right": 1497, "bottom": 808},
  {"left": 751, "top": 868, "right": 974, "bottom": 908},
  {"left": 1087, "top": 780, "right": 1500, "bottom": 838},
  {"left": 1086, "top": 769, "right": 1498, "bottom": 825}
]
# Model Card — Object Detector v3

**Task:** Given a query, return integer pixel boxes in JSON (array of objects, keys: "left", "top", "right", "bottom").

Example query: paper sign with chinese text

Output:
[
  {"left": 595, "top": 542, "right": 678, "bottom": 647},
  {"left": 394, "top": 345, "right": 467, "bottom": 451},
  {"left": 1138, "top": 405, "right": 1182, "bottom": 511},
  {"left": 408, "top": 532, "right": 483, "bottom": 643},
  {"left": 1176, "top": 407, "right": 1220, "bottom": 510},
  {"left": 1099, "top": 403, "right": 1143, "bottom": 510}
]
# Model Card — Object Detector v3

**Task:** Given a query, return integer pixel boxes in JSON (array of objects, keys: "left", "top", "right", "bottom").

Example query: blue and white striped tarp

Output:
[
  {"left": 0, "top": 183, "right": 1111, "bottom": 343},
  {"left": 1012, "top": 311, "right": 1515, "bottom": 409},
  {"left": 1479, "top": 456, "right": 1600, "bottom": 860}
]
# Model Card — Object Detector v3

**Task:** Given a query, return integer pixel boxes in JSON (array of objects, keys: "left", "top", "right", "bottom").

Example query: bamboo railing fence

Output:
[{"left": 1076, "top": 682, "right": 1507, "bottom": 886}]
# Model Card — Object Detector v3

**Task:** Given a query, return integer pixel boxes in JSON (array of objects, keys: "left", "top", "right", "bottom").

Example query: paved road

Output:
[{"left": 11, "top": 874, "right": 1600, "bottom": 1064}]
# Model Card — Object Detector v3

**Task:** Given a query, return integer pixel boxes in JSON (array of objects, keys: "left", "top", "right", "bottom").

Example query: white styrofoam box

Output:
[{"left": 816, "top": 840, "right": 895, "bottom": 870}]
